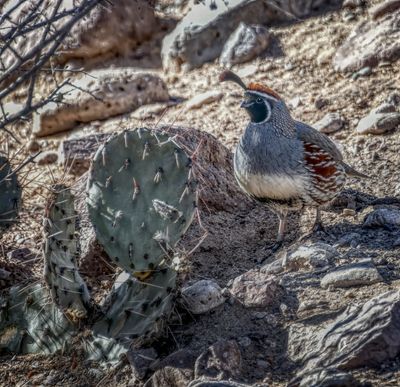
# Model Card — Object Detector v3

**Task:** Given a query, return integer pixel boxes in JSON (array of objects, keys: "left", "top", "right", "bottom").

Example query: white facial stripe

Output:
[{"left": 247, "top": 90, "right": 279, "bottom": 103}]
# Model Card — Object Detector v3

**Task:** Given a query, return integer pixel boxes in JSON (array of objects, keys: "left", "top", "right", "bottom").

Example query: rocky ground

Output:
[{"left": 1, "top": 0, "right": 400, "bottom": 386}]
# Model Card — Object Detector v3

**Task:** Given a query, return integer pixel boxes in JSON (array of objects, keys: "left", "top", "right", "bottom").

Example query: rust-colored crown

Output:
[
  {"left": 247, "top": 82, "right": 281, "bottom": 100},
  {"left": 219, "top": 70, "right": 281, "bottom": 100}
]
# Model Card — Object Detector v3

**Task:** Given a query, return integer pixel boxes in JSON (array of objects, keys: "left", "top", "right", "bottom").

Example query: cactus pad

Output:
[
  {"left": 93, "top": 264, "right": 176, "bottom": 340},
  {"left": 86, "top": 128, "right": 197, "bottom": 277},
  {"left": 0, "top": 154, "right": 21, "bottom": 232},
  {"left": 0, "top": 284, "right": 74, "bottom": 354},
  {"left": 43, "top": 185, "right": 90, "bottom": 319}
]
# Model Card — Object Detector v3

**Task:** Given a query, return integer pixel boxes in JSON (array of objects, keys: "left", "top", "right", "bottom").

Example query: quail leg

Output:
[
  {"left": 311, "top": 207, "right": 325, "bottom": 233},
  {"left": 268, "top": 213, "right": 286, "bottom": 252},
  {"left": 260, "top": 213, "right": 286, "bottom": 263}
]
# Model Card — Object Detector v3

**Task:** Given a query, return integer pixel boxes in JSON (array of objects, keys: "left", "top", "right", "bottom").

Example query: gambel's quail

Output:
[{"left": 220, "top": 70, "right": 368, "bottom": 248}]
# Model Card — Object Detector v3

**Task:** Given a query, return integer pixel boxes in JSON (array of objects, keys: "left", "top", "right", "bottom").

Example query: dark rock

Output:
[
  {"left": 298, "top": 367, "right": 361, "bottom": 387},
  {"left": 333, "top": 9, "right": 400, "bottom": 72},
  {"left": 149, "top": 349, "right": 197, "bottom": 387},
  {"left": 194, "top": 340, "right": 242, "bottom": 380},
  {"left": 294, "top": 290, "right": 400, "bottom": 371},
  {"left": 363, "top": 208, "right": 400, "bottom": 228},
  {"left": 127, "top": 347, "right": 157, "bottom": 380}
]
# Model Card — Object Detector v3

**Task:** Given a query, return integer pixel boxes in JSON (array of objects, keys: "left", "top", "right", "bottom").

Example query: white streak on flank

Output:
[{"left": 236, "top": 171, "right": 305, "bottom": 200}]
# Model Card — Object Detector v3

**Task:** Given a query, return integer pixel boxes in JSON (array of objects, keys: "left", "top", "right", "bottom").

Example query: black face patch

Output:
[{"left": 243, "top": 97, "right": 269, "bottom": 123}]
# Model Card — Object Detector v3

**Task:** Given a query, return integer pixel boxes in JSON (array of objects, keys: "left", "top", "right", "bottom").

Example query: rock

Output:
[
  {"left": 230, "top": 269, "right": 282, "bottom": 308},
  {"left": 33, "top": 70, "right": 169, "bottom": 137},
  {"left": 333, "top": 9, "right": 400, "bottom": 72},
  {"left": 355, "top": 111, "right": 400, "bottom": 134},
  {"left": 162, "top": 0, "right": 335, "bottom": 71},
  {"left": 181, "top": 280, "right": 225, "bottom": 314},
  {"left": 6, "top": 247, "right": 33, "bottom": 261},
  {"left": 298, "top": 367, "right": 361, "bottom": 387},
  {"left": 373, "top": 102, "right": 397, "bottom": 114},
  {"left": 313, "top": 113, "right": 345, "bottom": 133},
  {"left": 127, "top": 347, "right": 157, "bottom": 380},
  {"left": 149, "top": 349, "right": 197, "bottom": 387},
  {"left": 363, "top": 208, "right": 400, "bottom": 228},
  {"left": 58, "top": 133, "right": 110, "bottom": 175},
  {"left": 219, "top": 23, "right": 271, "bottom": 68},
  {"left": 5, "top": 0, "right": 157, "bottom": 70},
  {"left": 386, "top": 92, "right": 400, "bottom": 106},
  {"left": 189, "top": 381, "right": 250, "bottom": 387},
  {"left": 343, "top": 0, "right": 364, "bottom": 9},
  {"left": 315, "top": 97, "right": 329, "bottom": 110},
  {"left": 298, "top": 290, "right": 400, "bottom": 371},
  {"left": 320, "top": 260, "right": 383, "bottom": 289},
  {"left": 352, "top": 66, "right": 372, "bottom": 79},
  {"left": 335, "top": 233, "right": 361, "bottom": 247},
  {"left": 261, "top": 257, "right": 284, "bottom": 275},
  {"left": 370, "top": 0, "right": 400, "bottom": 20},
  {"left": 288, "top": 96, "right": 302, "bottom": 109},
  {"left": 35, "top": 151, "right": 58, "bottom": 165},
  {"left": 194, "top": 340, "right": 242, "bottom": 380},
  {"left": 282, "top": 243, "right": 338, "bottom": 272},
  {"left": 186, "top": 91, "right": 224, "bottom": 110}
]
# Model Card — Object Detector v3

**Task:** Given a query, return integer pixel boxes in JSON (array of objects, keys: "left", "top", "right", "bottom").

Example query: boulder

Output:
[
  {"left": 291, "top": 290, "right": 400, "bottom": 371},
  {"left": 162, "top": 0, "right": 338, "bottom": 71},
  {"left": 219, "top": 23, "right": 271, "bottom": 68},
  {"left": 320, "top": 260, "right": 383, "bottom": 289},
  {"left": 33, "top": 69, "right": 169, "bottom": 137}
]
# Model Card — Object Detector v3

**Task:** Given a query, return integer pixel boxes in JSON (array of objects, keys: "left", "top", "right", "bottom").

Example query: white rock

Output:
[
  {"left": 181, "top": 280, "right": 225, "bottom": 314},
  {"left": 314, "top": 112, "right": 345, "bottom": 133},
  {"left": 283, "top": 243, "right": 338, "bottom": 272},
  {"left": 356, "top": 111, "right": 400, "bottom": 135},
  {"left": 320, "top": 260, "right": 383, "bottom": 289},
  {"left": 186, "top": 91, "right": 223, "bottom": 110}
]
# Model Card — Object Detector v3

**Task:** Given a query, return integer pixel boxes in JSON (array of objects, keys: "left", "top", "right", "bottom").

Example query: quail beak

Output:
[{"left": 240, "top": 99, "right": 253, "bottom": 109}]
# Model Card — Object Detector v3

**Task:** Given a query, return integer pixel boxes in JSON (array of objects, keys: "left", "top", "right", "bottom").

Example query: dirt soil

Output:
[{"left": 1, "top": 0, "right": 400, "bottom": 386}]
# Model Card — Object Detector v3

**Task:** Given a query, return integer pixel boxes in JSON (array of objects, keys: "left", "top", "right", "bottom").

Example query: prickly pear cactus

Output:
[
  {"left": 93, "top": 264, "right": 176, "bottom": 340},
  {"left": 0, "top": 154, "right": 21, "bottom": 232},
  {"left": 43, "top": 185, "right": 90, "bottom": 319},
  {"left": 86, "top": 128, "right": 197, "bottom": 278},
  {"left": 0, "top": 283, "right": 74, "bottom": 354}
]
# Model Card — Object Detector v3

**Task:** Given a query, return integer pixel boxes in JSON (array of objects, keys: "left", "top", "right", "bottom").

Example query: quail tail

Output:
[{"left": 342, "top": 163, "right": 370, "bottom": 179}]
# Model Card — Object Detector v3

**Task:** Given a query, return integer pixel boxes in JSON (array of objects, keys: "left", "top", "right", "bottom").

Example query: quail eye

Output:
[{"left": 256, "top": 98, "right": 263, "bottom": 103}]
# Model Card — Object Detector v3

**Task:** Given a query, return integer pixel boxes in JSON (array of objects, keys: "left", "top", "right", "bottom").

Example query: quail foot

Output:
[{"left": 220, "top": 70, "right": 368, "bottom": 253}]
